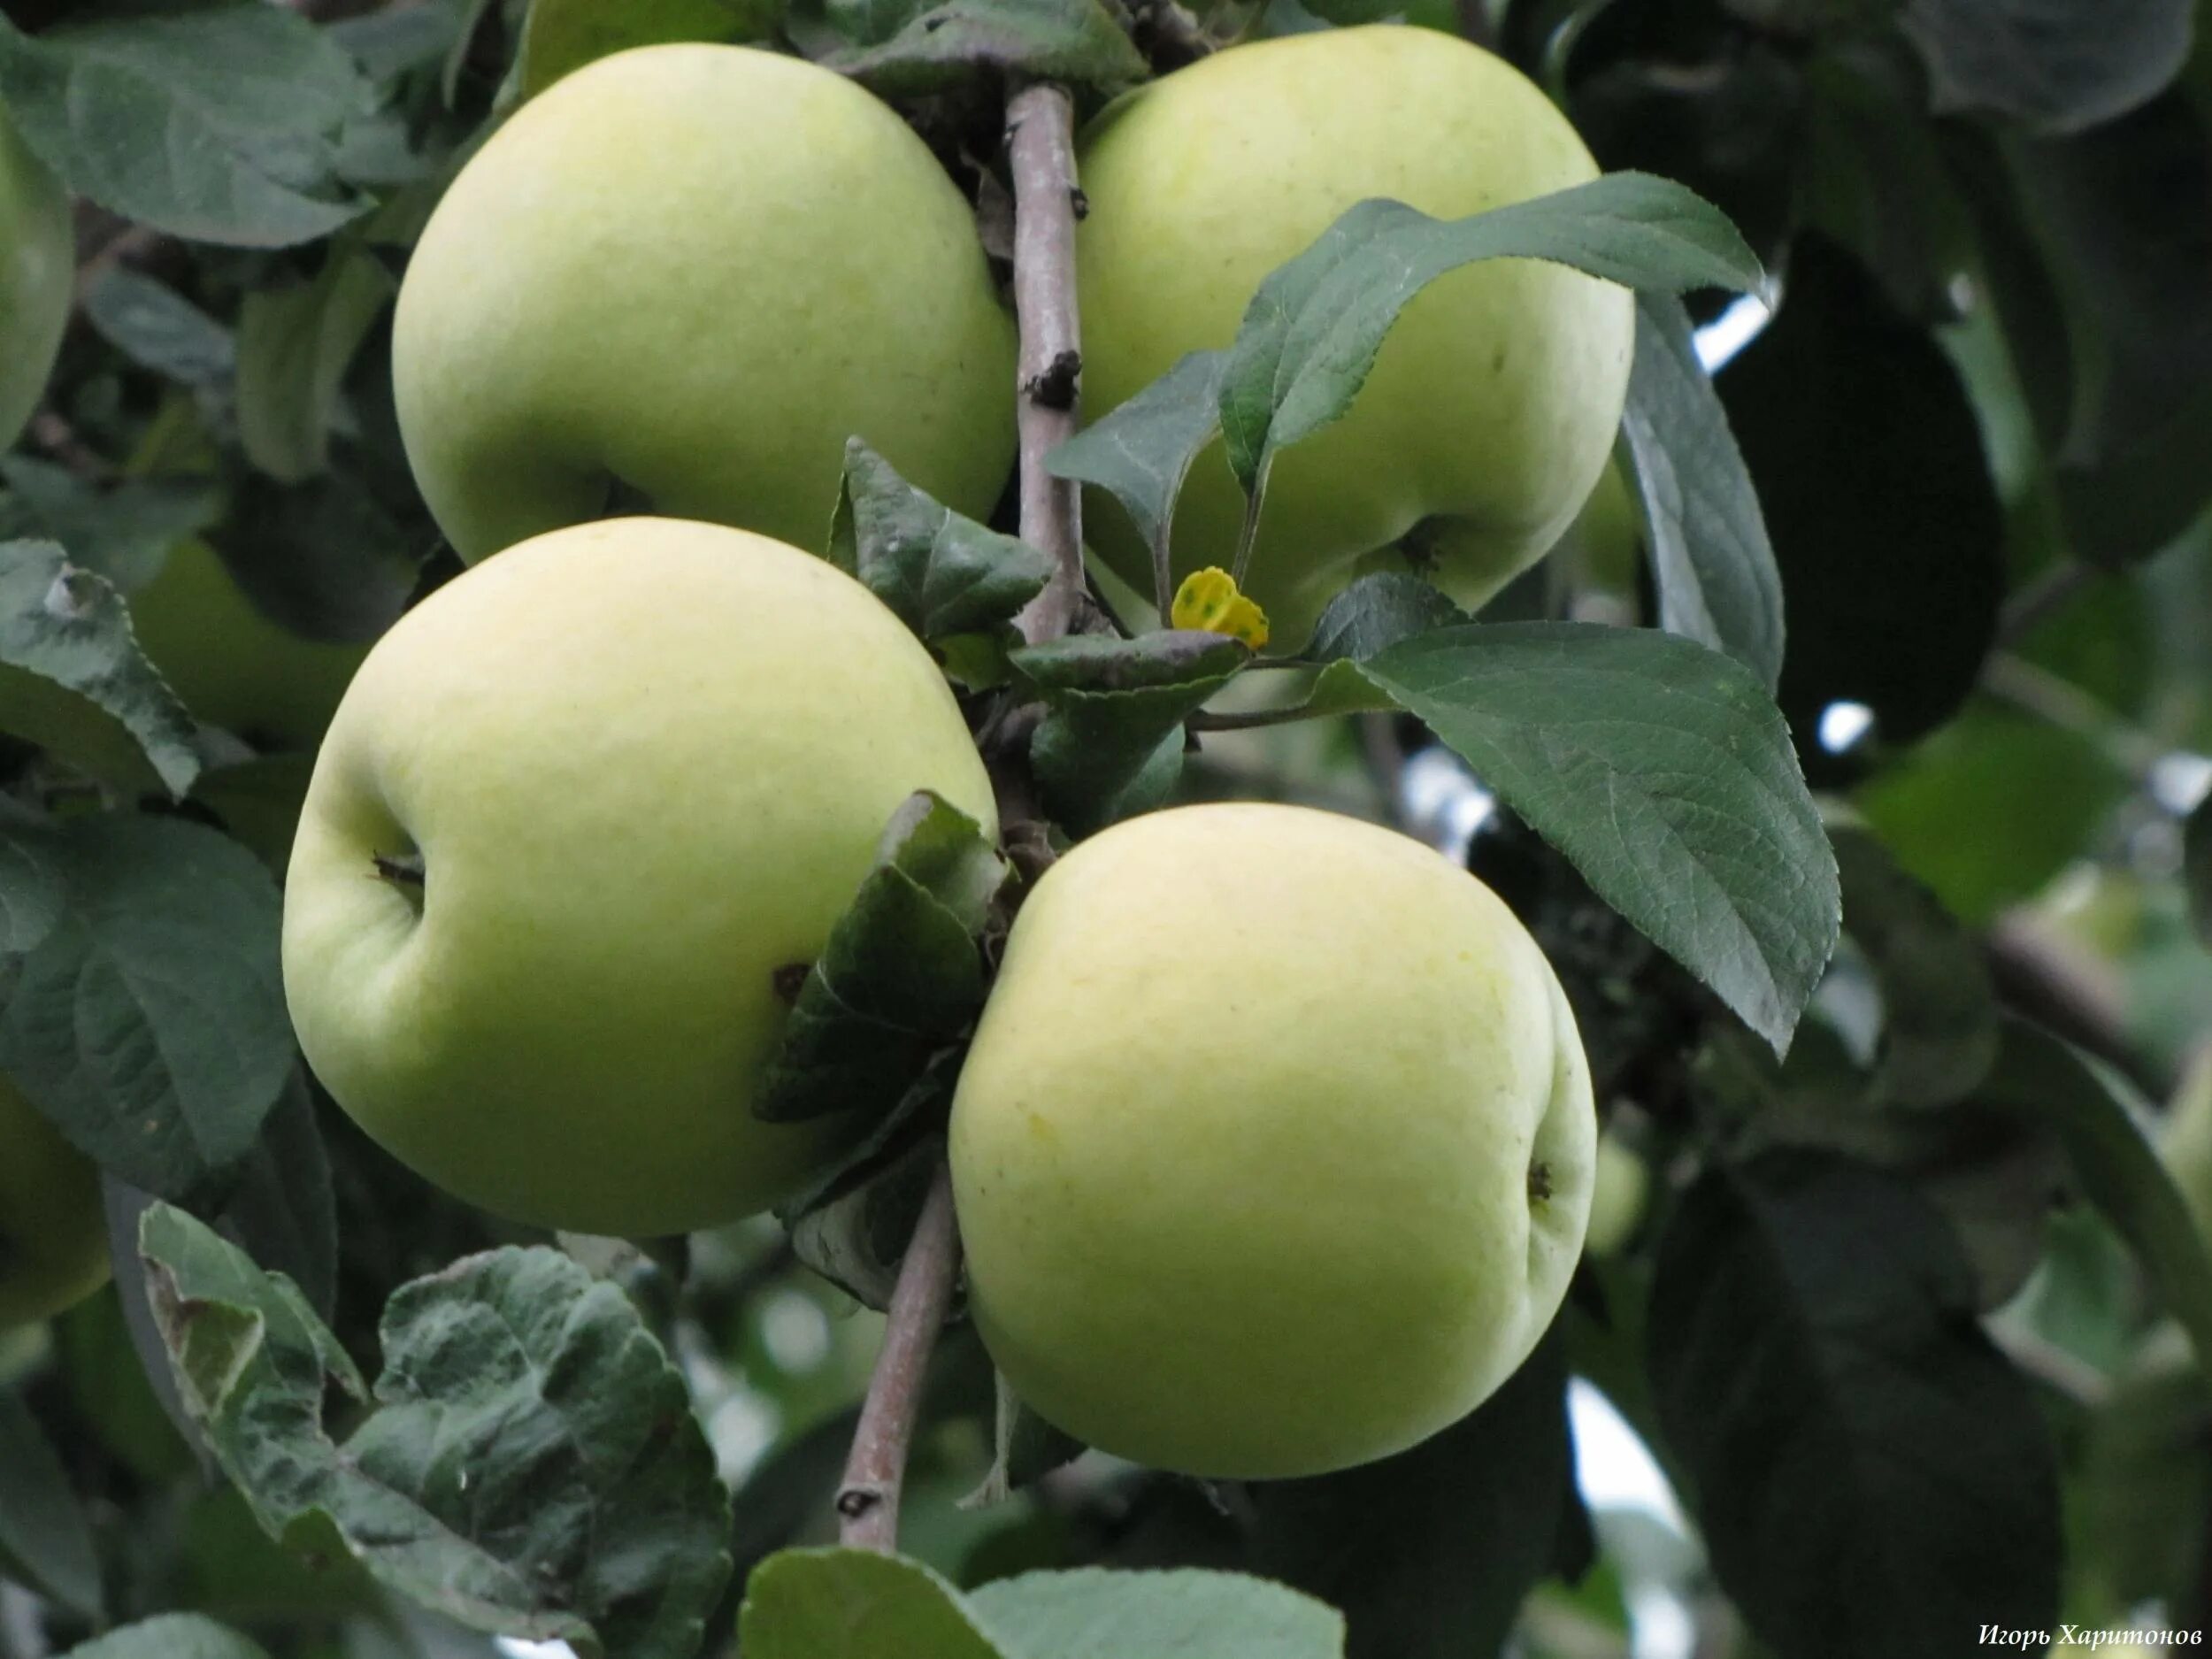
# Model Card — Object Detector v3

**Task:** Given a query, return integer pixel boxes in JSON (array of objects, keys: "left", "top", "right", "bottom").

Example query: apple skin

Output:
[
  {"left": 949, "top": 803, "right": 1596, "bottom": 1479},
  {"left": 0, "top": 1072, "right": 110, "bottom": 1330},
  {"left": 1075, "top": 26, "right": 1633, "bottom": 647},
  {"left": 129, "top": 540, "right": 372, "bottom": 751},
  {"left": 1583, "top": 1129, "right": 1650, "bottom": 1257},
  {"left": 0, "top": 100, "right": 72, "bottom": 453},
  {"left": 392, "top": 44, "right": 1016, "bottom": 564},
  {"left": 282, "top": 517, "right": 998, "bottom": 1237}
]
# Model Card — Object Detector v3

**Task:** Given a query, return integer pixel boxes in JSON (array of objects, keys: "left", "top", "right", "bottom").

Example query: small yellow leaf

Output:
[{"left": 1170, "top": 567, "right": 1270, "bottom": 651}]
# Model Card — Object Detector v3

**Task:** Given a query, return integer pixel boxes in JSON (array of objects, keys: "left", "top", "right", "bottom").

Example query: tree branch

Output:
[
  {"left": 834, "top": 80, "right": 1089, "bottom": 1557},
  {"left": 1007, "top": 81, "right": 1086, "bottom": 646},
  {"left": 836, "top": 1163, "right": 962, "bottom": 1551}
]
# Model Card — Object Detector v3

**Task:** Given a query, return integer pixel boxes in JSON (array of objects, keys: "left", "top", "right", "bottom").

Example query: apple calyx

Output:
[{"left": 373, "top": 852, "right": 426, "bottom": 890}]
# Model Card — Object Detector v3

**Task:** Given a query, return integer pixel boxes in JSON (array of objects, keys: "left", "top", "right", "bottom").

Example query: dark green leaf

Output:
[
  {"left": 0, "top": 1388, "right": 104, "bottom": 1619},
  {"left": 236, "top": 246, "right": 396, "bottom": 484},
  {"left": 0, "top": 7, "right": 372, "bottom": 249},
  {"left": 213, "top": 1070, "right": 337, "bottom": 1322},
  {"left": 1356, "top": 623, "right": 1837, "bottom": 1054},
  {"left": 968, "top": 1371, "right": 1086, "bottom": 1507},
  {"left": 1974, "top": 1018, "right": 2212, "bottom": 1379},
  {"left": 2077, "top": 1342, "right": 2209, "bottom": 1609},
  {"left": 2008, "top": 88, "right": 2212, "bottom": 566},
  {"left": 1253, "top": 1332, "right": 1573, "bottom": 1659},
  {"left": 833, "top": 440, "right": 1055, "bottom": 646},
  {"left": 0, "top": 458, "right": 225, "bottom": 592},
  {"left": 0, "top": 813, "right": 290, "bottom": 1202},
  {"left": 81, "top": 268, "right": 237, "bottom": 388},
  {"left": 1647, "top": 1151, "right": 2062, "bottom": 1659},
  {"left": 971, "top": 1568, "right": 1348, "bottom": 1658},
  {"left": 1014, "top": 630, "right": 1248, "bottom": 834},
  {"left": 1046, "top": 350, "right": 1225, "bottom": 607},
  {"left": 784, "top": 1121, "right": 946, "bottom": 1311},
  {"left": 101, "top": 1179, "right": 214, "bottom": 1473},
  {"left": 1219, "top": 174, "right": 1764, "bottom": 500},
  {"left": 1901, "top": 0, "right": 2192, "bottom": 132},
  {"left": 1718, "top": 234, "right": 2002, "bottom": 764},
  {"left": 1303, "top": 572, "right": 1467, "bottom": 665},
  {"left": 1833, "top": 827, "right": 1999, "bottom": 1106},
  {"left": 1618, "top": 292, "right": 1784, "bottom": 690},
  {"left": 757, "top": 792, "right": 1007, "bottom": 1125},
  {"left": 0, "top": 800, "right": 64, "bottom": 954},
  {"left": 141, "top": 1207, "right": 733, "bottom": 1659},
  {"left": 211, "top": 472, "right": 423, "bottom": 644},
  {"left": 0, "top": 540, "right": 201, "bottom": 794},
  {"left": 823, "top": 0, "right": 1148, "bottom": 99},
  {"left": 518, "top": 0, "right": 779, "bottom": 98},
  {"left": 741, "top": 1549, "right": 1005, "bottom": 1658},
  {"left": 2188, "top": 790, "right": 2212, "bottom": 947},
  {"left": 64, "top": 1616, "right": 272, "bottom": 1659}
]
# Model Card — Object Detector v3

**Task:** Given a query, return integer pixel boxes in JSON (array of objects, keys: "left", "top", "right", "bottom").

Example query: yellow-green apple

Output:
[
  {"left": 1076, "top": 26, "right": 1633, "bottom": 646},
  {"left": 950, "top": 803, "right": 1595, "bottom": 1478},
  {"left": 129, "top": 540, "right": 372, "bottom": 750},
  {"left": 0, "top": 1071, "right": 109, "bottom": 1328},
  {"left": 1583, "top": 1128, "right": 1650, "bottom": 1257},
  {"left": 0, "top": 100, "right": 72, "bottom": 452},
  {"left": 282, "top": 517, "right": 996, "bottom": 1236},
  {"left": 392, "top": 43, "right": 1016, "bottom": 564}
]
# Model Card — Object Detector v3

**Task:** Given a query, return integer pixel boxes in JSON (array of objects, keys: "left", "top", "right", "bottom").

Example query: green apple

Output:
[
  {"left": 0, "top": 1071, "right": 109, "bottom": 1329},
  {"left": 1076, "top": 26, "right": 1633, "bottom": 646},
  {"left": 0, "top": 99, "right": 72, "bottom": 453},
  {"left": 393, "top": 43, "right": 1016, "bottom": 564},
  {"left": 129, "top": 540, "right": 373, "bottom": 750},
  {"left": 1583, "top": 1128, "right": 1650, "bottom": 1257},
  {"left": 950, "top": 803, "right": 1595, "bottom": 1479},
  {"left": 283, "top": 516, "right": 996, "bottom": 1237}
]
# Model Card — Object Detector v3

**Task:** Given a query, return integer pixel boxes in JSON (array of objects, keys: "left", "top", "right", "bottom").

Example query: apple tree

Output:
[{"left": 0, "top": 0, "right": 2207, "bottom": 1656}]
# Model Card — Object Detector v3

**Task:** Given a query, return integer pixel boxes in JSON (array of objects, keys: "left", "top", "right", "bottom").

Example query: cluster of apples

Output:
[{"left": 6, "top": 27, "right": 1628, "bottom": 1479}]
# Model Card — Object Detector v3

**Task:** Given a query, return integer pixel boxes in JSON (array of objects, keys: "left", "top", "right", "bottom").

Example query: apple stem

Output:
[
  {"left": 1007, "top": 81, "right": 1087, "bottom": 647},
  {"left": 835, "top": 1160, "right": 963, "bottom": 1552}
]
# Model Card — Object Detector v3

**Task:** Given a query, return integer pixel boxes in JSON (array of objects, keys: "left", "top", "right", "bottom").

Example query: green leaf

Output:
[
  {"left": 971, "top": 1568, "right": 1348, "bottom": 1658},
  {"left": 235, "top": 246, "right": 396, "bottom": 484},
  {"left": 64, "top": 1615, "right": 273, "bottom": 1659},
  {"left": 1252, "top": 1333, "right": 1571, "bottom": 1659},
  {"left": 757, "top": 792, "right": 1009, "bottom": 1125},
  {"left": 0, "top": 1388, "right": 104, "bottom": 1620},
  {"left": 1219, "top": 174, "right": 1764, "bottom": 502},
  {"left": 968, "top": 1371, "right": 1086, "bottom": 1507},
  {"left": 783, "top": 1115, "right": 947, "bottom": 1310},
  {"left": 2185, "top": 788, "right": 2212, "bottom": 947},
  {"left": 1974, "top": 1018, "right": 2212, "bottom": 1381},
  {"left": 0, "top": 541, "right": 201, "bottom": 795},
  {"left": 1013, "top": 631, "right": 1248, "bottom": 834},
  {"left": 0, "top": 7, "right": 373, "bottom": 249},
  {"left": 742, "top": 1549, "right": 1007, "bottom": 1658},
  {"left": 0, "top": 800, "right": 64, "bottom": 954},
  {"left": 81, "top": 268, "right": 238, "bottom": 388},
  {"left": 1647, "top": 1151, "right": 2062, "bottom": 1659},
  {"left": 0, "top": 458, "right": 226, "bottom": 592},
  {"left": 1617, "top": 293, "right": 1784, "bottom": 691},
  {"left": 1901, "top": 0, "right": 2192, "bottom": 133},
  {"left": 823, "top": 0, "right": 1148, "bottom": 99},
  {"left": 1833, "top": 827, "right": 1998, "bottom": 1107},
  {"left": 140, "top": 1207, "right": 733, "bottom": 1659},
  {"left": 1303, "top": 572, "right": 1467, "bottom": 664},
  {"left": 1355, "top": 623, "right": 1837, "bottom": 1055},
  {"left": 518, "top": 0, "right": 779, "bottom": 97},
  {"left": 1046, "top": 350, "right": 1226, "bottom": 609},
  {"left": 213, "top": 1070, "right": 338, "bottom": 1322},
  {"left": 0, "top": 813, "right": 290, "bottom": 1202},
  {"left": 833, "top": 439, "right": 1056, "bottom": 647}
]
